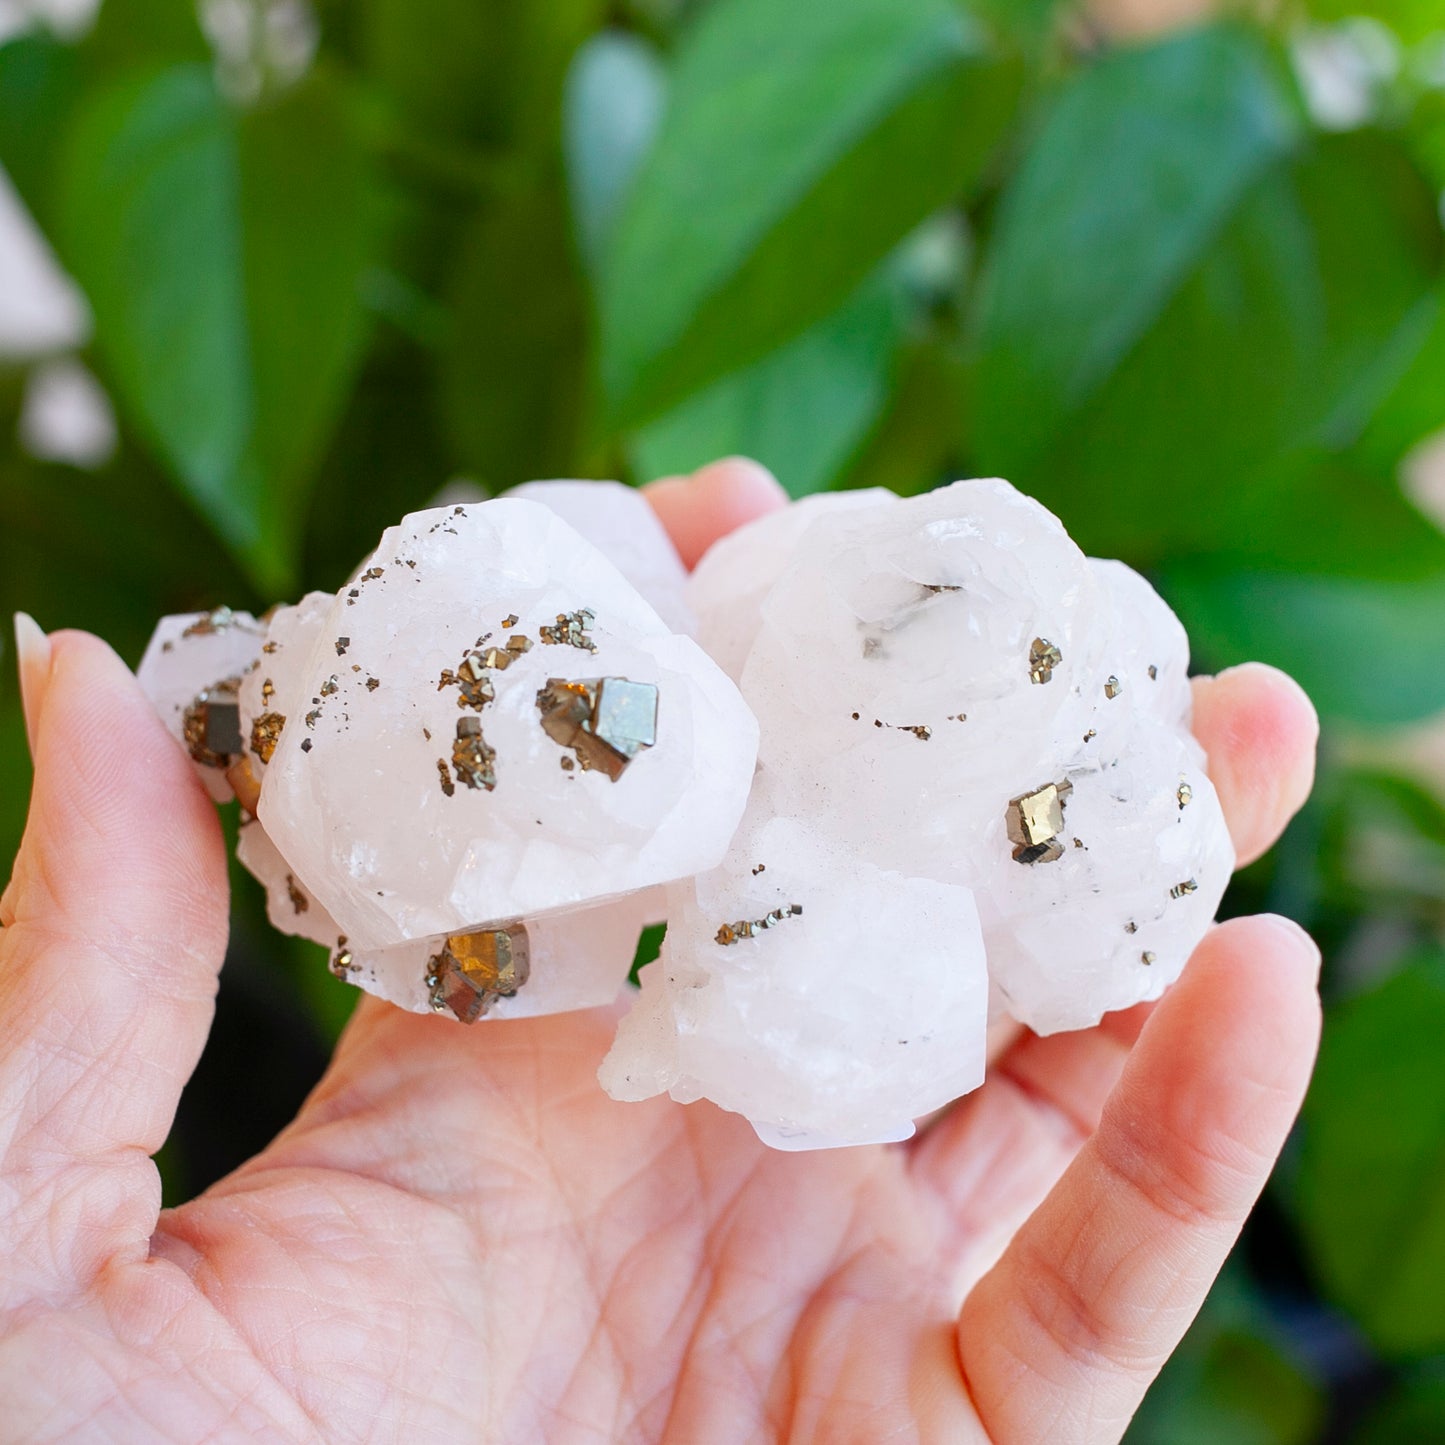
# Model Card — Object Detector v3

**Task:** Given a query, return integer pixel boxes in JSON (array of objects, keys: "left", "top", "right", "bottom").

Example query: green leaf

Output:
[
  {"left": 0, "top": 689, "right": 32, "bottom": 895},
  {"left": 839, "top": 333, "right": 968, "bottom": 496},
  {"left": 361, "top": 0, "right": 601, "bottom": 151},
  {"left": 301, "top": 337, "right": 456, "bottom": 592},
  {"left": 1407, "top": 90, "right": 1445, "bottom": 194},
  {"left": 1164, "top": 563, "right": 1445, "bottom": 726},
  {"left": 1127, "top": 1276, "right": 1321, "bottom": 1445},
  {"left": 967, "top": 0, "right": 1065, "bottom": 49},
  {"left": 629, "top": 922, "right": 666, "bottom": 986},
  {"left": 1297, "top": 949, "right": 1445, "bottom": 1355},
  {"left": 600, "top": 0, "right": 1019, "bottom": 423},
  {"left": 1351, "top": 1368, "right": 1445, "bottom": 1444},
  {"left": 82, "top": 0, "right": 210, "bottom": 74},
  {"left": 1305, "top": 0, "right": 1445, "bottom": 46},
  {"left": 630, "top": 265, "right": 907, "bottom": 496},
  {"left": 0, "top": 448, "right": 257, "bottom": 664},
  {"left": 0, "top": 0, "right": 210, "bottom": 226},
  {"left": 0, "top": 32, "right": 78, "bottom": 223},
  {"left": 440, "top": 179, "right": 590, "bottom": 489},
  {"left": 972, "top": 27, "right": 1442, "bottom": 561},
  {"left": 1355, "top": 286, "right": 1445, "bottom": 475},
  {"left": 237, "top": 76, "right": 380, "bottom": 549},
  {"left": 1206, "top": 456, "right": 1445, "bottom": 582},
  {"left": 57, "top": 66, "right": 379, "bottom": 592},
  {"left": 974, "top": 28, "right": 1300, "bottom": 472},
  {"left": 564, "top": 30, "right": 666, "bottom": 274}
]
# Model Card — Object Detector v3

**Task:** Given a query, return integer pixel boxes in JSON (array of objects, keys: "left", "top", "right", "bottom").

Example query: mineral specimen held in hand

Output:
[
  {"left": 140, "top": 476, "right": 1237, "bottom": 1148},
  {"left": 252, "top": 499, "right": 755, "bottom": 953},
  {"left": 139, "top": 492, "right": 754, "bottom": 1023},
  {"left": 601, "top": 479, "right": 1234, "bottom": 1148}
]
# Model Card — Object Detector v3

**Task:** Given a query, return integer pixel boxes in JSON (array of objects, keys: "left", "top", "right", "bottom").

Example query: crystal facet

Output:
[
  {"left": 601, "top": 478, "right": 1235, "bottom": 1145},
  {"left": 428, "top": 925, "right": 530, "bottom": 1022},
  {"left": 252, "top": 500, "right": 756, "bottom": 951},
  {"left": 140, "top": 477, "right": 1237, "bottom": 1153}
]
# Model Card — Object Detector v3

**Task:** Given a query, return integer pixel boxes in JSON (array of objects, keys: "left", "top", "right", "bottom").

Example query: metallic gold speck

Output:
[
  {"left": 715, "top": 905, "right": 803, "bottom": 946},
  {"left": 1029, "top": 638, "right": 1062, "bottom": 685},
  {"left": 536, "top": 676, "right": 658, "bottom": 781},
  {"left": 426, "top": 925, "right": 530, "bottom": 1023},
  {"left": 1006, "top": 779, "right": 1073, "bottom": 864},
  {"left": 452, "top": 717, "right": 497, "bottom": 791},
  {"left": 540, "top": 608, "right": 598, "bottom": 652},
  {"left": 250, "top": 711, "right": 285, "bottom": 764}
]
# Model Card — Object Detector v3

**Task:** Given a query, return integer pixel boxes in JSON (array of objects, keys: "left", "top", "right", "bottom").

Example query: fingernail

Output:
[
  {"left": 13, "top": 612, "right": 52, "bottom": 756},
  {"left": 1258, "top": 913, "right": 1321, "bottom": 982}
]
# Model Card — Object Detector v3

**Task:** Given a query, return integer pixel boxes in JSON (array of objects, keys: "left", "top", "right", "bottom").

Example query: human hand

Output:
[{"left": 0, "top": 460, "right": 1319, "bottom": 1443}]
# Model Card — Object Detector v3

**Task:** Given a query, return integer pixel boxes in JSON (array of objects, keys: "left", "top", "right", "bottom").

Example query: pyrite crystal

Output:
[
  {"left": 1006, "top": 780, "right": 1073, "bottom": 865},
  {"left": 250, "top": 711, "right": 285, "bottom": 764},
  {"left": 1028, "top": 638, "right": 1062, "bottom": 685},
  {"left": 536, "top": 676, "right": 658, "bottom": 780},
  {"left": 450, "top": 716, "right": 497, "bottom": 791},
  {"left": 182, "top": 681, "right": 243, "bottom": 768},
  {"left": 714, "top": 903, "right": 802, "bottom": 945},
  {"left": 540, "top": 608, "right": 598, "bottom": 652},
  {"left": 426, "top": 925, "right": 531, "bottom": 1023}
]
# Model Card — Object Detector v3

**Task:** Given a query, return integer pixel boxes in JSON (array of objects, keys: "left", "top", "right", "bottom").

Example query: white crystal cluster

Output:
[
  {"left": 139, "top": 475, "right": 1235, "bottom": 1151},
  {"left": 599, "top": 480, "right": 1234, "bottom": 1148},
  {"left": 139, "top": 482, "right": 755, "bottom": 1021}
]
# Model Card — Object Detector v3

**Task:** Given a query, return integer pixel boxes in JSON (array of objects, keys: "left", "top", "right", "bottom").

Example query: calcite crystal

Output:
[
  {"left": 600, "top": 479, "right": 1234, "bottom": 1147},
  {"left": 139, "top": 487, "right": 753, "bottom": 1023},
  {"left": 508, "top": 479, "right": 693, "bottom": 636},
  {"left": 140, "top": 475, "right": 1236, "bottom": 1148},
  {"left": 601, "top": 779, "right": 990, "bottom": 1150},
  {"left": 254, "top": 499, "right": 754, "bottom": 951}
]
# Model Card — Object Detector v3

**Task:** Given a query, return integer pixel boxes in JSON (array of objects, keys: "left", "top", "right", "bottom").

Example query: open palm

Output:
[{"left": 0, "top": 462, "right": 1321, "bottom": 1444}]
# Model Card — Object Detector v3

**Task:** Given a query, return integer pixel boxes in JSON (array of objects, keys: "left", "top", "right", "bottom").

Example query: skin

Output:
[{"left": 0, "top": 459, "right": 1321, "bottom": 1444}]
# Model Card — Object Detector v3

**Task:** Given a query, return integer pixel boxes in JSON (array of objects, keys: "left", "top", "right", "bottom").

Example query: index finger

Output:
[
  {"left": 642, "top": 457, "right": 787, "bottom": 569},
  {"left": 1191, "top": 663, "right": 1318, "bottom": 868}
]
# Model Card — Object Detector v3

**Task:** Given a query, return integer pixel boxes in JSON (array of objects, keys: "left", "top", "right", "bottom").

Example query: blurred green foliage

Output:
[{"left": 3, "top": 0, "right": 1445, "bottom": 1436}]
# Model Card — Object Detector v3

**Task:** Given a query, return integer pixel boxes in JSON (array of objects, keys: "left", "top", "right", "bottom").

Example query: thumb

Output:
[{"left": 0, "top": 626, "right": 229, "bottom": 1300}]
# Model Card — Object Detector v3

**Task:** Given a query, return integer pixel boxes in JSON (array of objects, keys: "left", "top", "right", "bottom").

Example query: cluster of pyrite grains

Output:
[
  {"left": 599, "top": 479, "right": 1233, "bottom": 1148},
  {"left": 138, "top": 607, "right": 268, "bottom": 802},
  {"left": 138, "top": 483, "right": 754, "bottom": 1023}
]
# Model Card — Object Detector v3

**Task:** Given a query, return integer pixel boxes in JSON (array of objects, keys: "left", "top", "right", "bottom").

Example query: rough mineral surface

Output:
[
  {"left": 599, "top": 778, "right": 989, "bottom": 1149},
  {"left": 236, "top": 816, "right": 341, "bottom": 947},
  {"left": 255, "top": 499, "right": 755, "bottom": 952},
  {"left": 137, "top": 608, "right": 266, "bottom": 801},
  {"left": 235, "top": 811, "right": 652, "bottom": 1019},
  {"left": 141, "top": 477, "right": 1235, "bottom": 1146},
  {"left": 141, "top": 495, "right": 755, "bottom": 1025},
  {"left": 508, "top": 479, "right": 694, "bottom": 636},
  {"left": 687, "top": 489, "right": 894, "bottom": 683},
  {"left": 601, "top": 478, "right": 1234, "bottom": 1147},
  {"left": 330, "top": 891, "right": 654, "bottom": 1020},
  {"left": 236, "top": 590, "right": 332, "bottom": 790}
]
